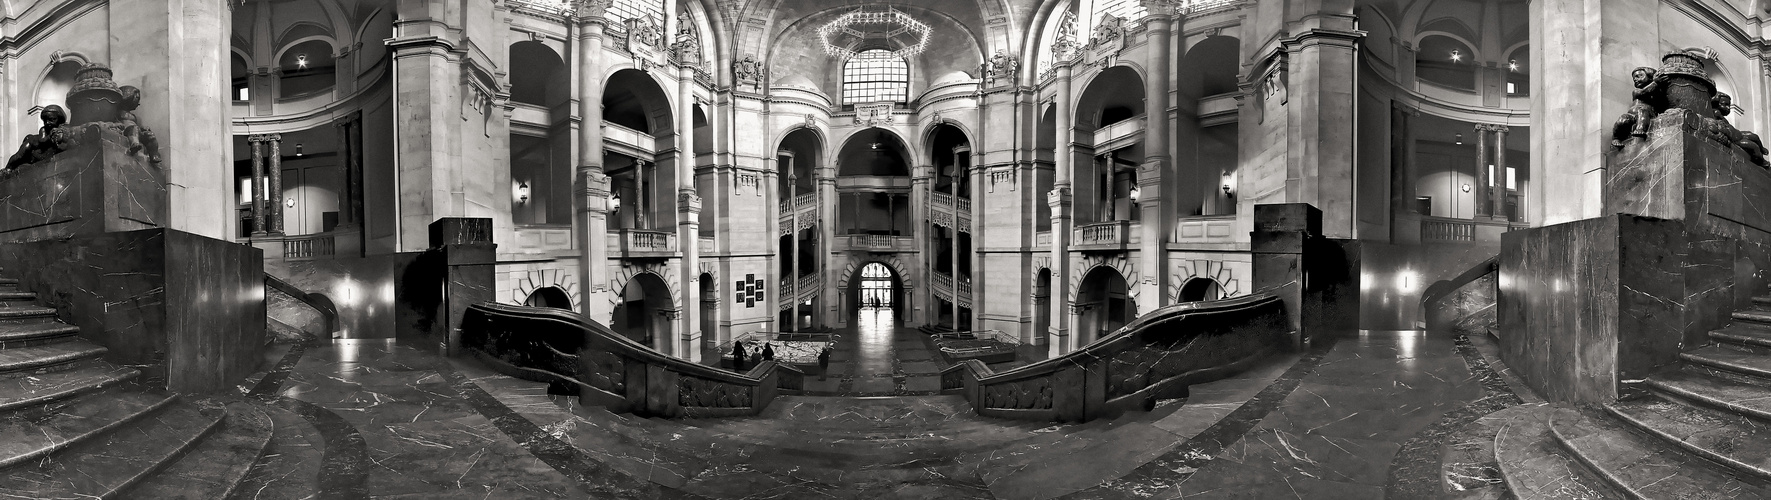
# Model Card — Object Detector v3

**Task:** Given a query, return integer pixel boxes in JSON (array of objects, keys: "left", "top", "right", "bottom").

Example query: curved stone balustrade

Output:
[
  {"left": 462, "top": 302, "right": 803, "bottom": 418},
  {"left": 941, "top": 290, "right": 1290, "bottom": 422}
]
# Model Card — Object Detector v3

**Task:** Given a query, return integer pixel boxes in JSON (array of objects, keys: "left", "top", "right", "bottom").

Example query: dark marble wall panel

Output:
[
  {"left": 164, "top": 230, "right": 266, "bottom": 392},
  {"left": 0, "top": 228, "right": 263, "bottom": 393},
  {"left": 1306, "top": 238, "right": 1361, "bottom": 333},
  {"left": 1613, "top": 216, "right": 1686, "bottom": 382},
  {"left": 431, "top": 218, "right": 496, "bottom": 356},
  {"left": 1364, "top": 241, "right": 1502, "bottom": 332},
  {"left": 0, "top": 126, "right": 165, "bottom": 243},
  {"left": 266, "top": 252, "right": 433, "bottom": 341},
  {"left": 1499, "top": 218, "right": 1620, "bottom": 403}
]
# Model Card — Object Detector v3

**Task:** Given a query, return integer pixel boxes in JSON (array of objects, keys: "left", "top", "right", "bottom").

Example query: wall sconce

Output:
[
  {"left": 1508, "top": 59, "right": 1519, "bottom": 72},
  {"left": 1455, "top": 133, "right": 1463, "bottom": 145},
  {"left": 1223, "top": 184, "right": 1233, "bottom": 197},
  {"left": 516, "top": 182, "right": 530, "bottom": 204},
  {"left": 285, "top": 197, "right": 295, "bottom": 208},
  {"left": 295, "top": 143, "right": 303, "bottom": 156},
  {"left": 1221, "top": 171, "right": 1236, "bottom": 197},
  {"left": 1461, "top": 183, "right": 1472, "bottom": 193},
  {"left": 1128, "top": 185, "right": 1140, "bottom": 203},
  {"left": 609, "top": 193, "right": 622, "bottom": 212}
]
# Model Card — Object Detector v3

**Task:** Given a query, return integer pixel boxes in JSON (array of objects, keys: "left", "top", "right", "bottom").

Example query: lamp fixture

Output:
[
  {"left": 285, "top": 197, "right": 295, "bottom": 208},
  {"left": 516, "top": 182, "right": 530, "bottom": 204},
  {"left": 817, "top": 6, "right": 930, "bottom": 60},
  {"left": 1461, "top": 183, "right": 1472, "bottom": 193},
  {"left": 1223, "top": 184, "right": 1233, "bottom": 196},
  {"left": 609, "top": 193, "right": 622, "bottom": 212},
  {"left": 296, "top": 54, "right": 308, "bottom": 69},
  {"left": 295, "top": 143, "right": 303, "bottom": 156},
  {"left": 1508, "top": 59, "right": 1519, "bottom": 72},
  {"left": 1128, "top": 185, "right": 1140, "bottom": 203},
  {"left": 1449, "top": 49, "right": 1461, "bottom": 62},
  {"left": 1455, "top": 133, "right": 1463, "bottom": 145}
]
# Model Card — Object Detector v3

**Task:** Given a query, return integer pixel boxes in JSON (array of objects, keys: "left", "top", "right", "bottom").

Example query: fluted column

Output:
[
  {"left": 576, "top": 11, "right": 613, "bottom": 321},
  {"left": 248, "top": 135, "right": 267, "bottom": 236},
  {"left": 676, "top": 64, "right": 700, "bottom": 362},
  {"left": 1138, "top": 10, "right": 1173, "bottom": 310},
  {"left": 1050, "top": 63, "right": 1074, "bottom": 356}
]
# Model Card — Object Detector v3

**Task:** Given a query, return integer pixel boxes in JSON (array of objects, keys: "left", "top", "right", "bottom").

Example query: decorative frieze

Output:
[
  {"left": 733, "top": 54, "right": 765, "bottom": 91},
  {"left": 853, "top": 102, "right": 894, "bottom": 126}
]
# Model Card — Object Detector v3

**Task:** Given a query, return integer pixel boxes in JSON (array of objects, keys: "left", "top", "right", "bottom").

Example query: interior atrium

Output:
[{"left": 4, "top": 0, "right": 1771, "bottom": 497}]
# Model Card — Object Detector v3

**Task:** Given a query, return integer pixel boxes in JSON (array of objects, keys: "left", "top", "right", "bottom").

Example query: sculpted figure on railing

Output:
[
  {"left": 1611, "top": 53, "right": 1769, "bottom": 167},
  {"left": 4, "top": 105, "right": 70, "bottom": 171},
  {"left": 5, "top": 62, "right": 162, "bottom": 171}
]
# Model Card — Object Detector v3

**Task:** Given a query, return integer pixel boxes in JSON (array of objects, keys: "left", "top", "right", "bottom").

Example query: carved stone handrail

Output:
[
  {"left": 941, "top": 290, "right": 1289, "bottom": 422},
  {"left": 1420, "top": 216, "right": 1476, "bottom": 242},
  {"left": 463, "top": 302, "right": 802, "bottom": 418},
  {"left": 1073, "top": 220, "right": 1136, "bottom": 250},
  {"left": 930, "top": 192, "right": 972, "bottom": 232},
  {"left": 610, "top": 228, "right": 676, "bottom": 258}
]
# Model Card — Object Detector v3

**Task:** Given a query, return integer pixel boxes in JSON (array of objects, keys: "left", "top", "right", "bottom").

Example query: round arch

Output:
[
  {"left": 921, "top": 119, "right": 976, "bottom": 162},
  {"left": 610, "top": 272, "right": 676, "bottom": 350},
  {"left": 523, "top": 286, "right": 573, "bottom": 309},
  {"left": 834, "top": 127, "right": 913, "bottom": 177},
  {"left": 604, "top": 68, "right": 678, "bottom": 137},
  {"left": 1177, "top": 277, "right": 1225, "bottom": 302},
  {"left": 1073, "top": 65, "right": 1146, "bottom": 131},
  {"left": 1075, "top": 265, "right": 1135, "bottom": 346},
  {"left": 843, "top": 260, "right": 907, "bottom": 325}
]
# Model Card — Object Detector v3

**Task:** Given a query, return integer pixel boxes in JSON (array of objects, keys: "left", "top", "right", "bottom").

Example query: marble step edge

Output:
[
  {"left": 1755, "top": 296, "right": 1771, "bottom": 307},
  {"left": 1680, "top": 347, "right": 1771, "bottom": 381},
  {"left": 1490, "top": 404, "right": 1621, "bottom": 500},
  {"left": 0, "top": 278, "right": 16, "bottom": 286},
  {"left": 1549, "top": 405, "right": 1771, "bottom": 499},
  {"left": 0, "top": 323, "right": 81, "bottom": 346},
  {"left": 0, "top": 392, "right": 179, "bottom": 470},
  {"left": 1647, "top": 371, "right": 1771, "bottom": 423},
  {"left": 23, "top": 398, "right": 227, "bottom": 500},
  {"left": 0, "top": 363, "right": 139, "bottom": 413},
  {"left": 0, "top": 340, "right": 107, "bottom": 376},
  {"left": 1710, "top": 325, "right": 1771, "bottom": 352},
  {"left": 125, "top": 400, "right": 275, "bottom": 500},
  {"left": 222, "top": 401, "right": 325, "bottom": 500},
  {"left": 1605, "top": 396, "right": 1771, "bottom": 483},
  {"left": 0, "top": 305, "right": 55, "bottom": 320},
  {"left": 0, "top": 292, "right": 33, "bottom": 301}
]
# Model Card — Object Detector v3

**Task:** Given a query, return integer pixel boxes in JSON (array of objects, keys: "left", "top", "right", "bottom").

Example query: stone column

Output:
[
  {"left": 577, "top": 11, "right": 613, "bottom": 321},
  {"left": 267, "top": 134, "right": 284, "bottom": 235},
  {"left": 783, "top": 152, "right": 798, "bottom": 332},
  {"left": 336, "top": 119, "right": 356, "bottom": 227},
  {"left": 1474, "top": 124, "right": 1490, "bottom": 217},
  {"left": 1493, "top": 125, "right": 1510, "bottom": 221},
  {"left": 911, "top": 165, "right": 933, "bottom": 327},
  {"left": 676, "top": 64, "right": 701, "bottom": 362},
  {"left": 818, "top": 173, "right": 839, "bottom": 326},
  {"left": 110, "top": 0, "right": 234, "bottom": 239},
  {"left": 1139, "top": 9, "right": 1174, "bottom": 310},
  {"left": 951, "top": 146, "right": 967, "bottom": 331},
  {"left": 1049, "top": 64, "right": 1074, "bottom": 356},
  {"left": 1280, "top": 11, "right": 1362, "bottom": 238},
  {"left": 249, "top": 135, "right": 267, "bottom": 236},
  {"left": 1530, "top": 0, "right": 1659, "bottom": 226}
]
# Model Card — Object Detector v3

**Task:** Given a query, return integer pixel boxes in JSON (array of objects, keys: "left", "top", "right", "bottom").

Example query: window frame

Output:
[{"left": 842, "top": 49, "right": 911, "bottom": 105}]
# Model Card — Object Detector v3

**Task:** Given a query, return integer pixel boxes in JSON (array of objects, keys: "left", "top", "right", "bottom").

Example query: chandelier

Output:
[{"left": 817, "top": 6, "right": 930, "bottom": 60}]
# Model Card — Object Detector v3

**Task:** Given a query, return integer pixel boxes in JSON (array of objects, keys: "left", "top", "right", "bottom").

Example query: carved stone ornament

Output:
[
  {"left": 1610, "top": 52, "right": 1769, "bottom": 167},
  {"left": 630, "top": 16, "right": 664, "bottom": 48},
  {"left": 1051, "top": 11, "right": 1078, "bottom": 61},
  {"left": 853, "top": 102, "right": 894, "bottom": 126},
  {"left": 1089, "top": 14, "right": 1125, "bottom": 47},
  {"left": 7, "top": 62, "right": 161, "bottom": 170},
  {"left": 983, "top": 50, "right": 1020, "bottom": 86},
  {"left": 4, "top": 105, "right": 69, "bottom": 170},
  {"left": 574, "top": 0, "right": 613, "bottom": 20},
  {"left": 733, "top": 54, "right": 764, "bottom": 90}
]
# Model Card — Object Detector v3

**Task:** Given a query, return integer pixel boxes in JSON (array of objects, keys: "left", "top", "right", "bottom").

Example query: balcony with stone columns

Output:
[
  {"left": 931, "top": 271, "right": 973, "bottom": 308},
  {"left": 837, "top": 234, "right": 914, "bottom": 252},
  {"left": 606, "top": 228, "right": 677, "bottom": 258},
  {"left": 930, "top": 192, "right": 972, "bottom": 232},
  {"left": 778, "top": 272, "right": 824, "bottom": 309},
  {"left": 602, "top": 122, "right": 655, "bottom": 161},
  {"left": 1073, "top": 220, "right": 1139, "bottom": 252},
  {"left": 777, "top": 192, "right": 818, "bottom": 236}
]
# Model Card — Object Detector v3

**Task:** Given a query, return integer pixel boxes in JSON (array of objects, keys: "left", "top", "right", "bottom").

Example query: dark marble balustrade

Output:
[
  {"left": 462, "top": 302, "right": 799, "bottom": 418},
  {"left": 943, "top": 291, "right": 1290, "bottom": 422},
  {"left": 0, "top": 126, "right": 164, "bottom": 243},
  {"left": 0, "top": 228, "right": 264, "bottom": 393}
]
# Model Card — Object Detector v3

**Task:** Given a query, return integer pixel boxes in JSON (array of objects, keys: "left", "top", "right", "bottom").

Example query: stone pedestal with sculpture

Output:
[{"left": 0, "top": 62, "right": 265, "bottom": 394}]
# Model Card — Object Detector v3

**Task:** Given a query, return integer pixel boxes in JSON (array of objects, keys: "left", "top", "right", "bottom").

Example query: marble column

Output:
[
  {"left": 268, "top": 135, "right": 284, "bottom": 235},
  {"left": 817, "top": 172, "right": 839, "bottom": 326},
  {"left": 1049, "top": 64, "right": 1074, "bottom": 356},
  {"left": 110, "top": 0, "right": 234, "bottom": 239},
  {"left": 1494, "top": 125, "right": 1510, "bottom": 221},
  {"left": 577, "top": 12, "right": 613, "bottom": 321},
  {"left": 248, "top": 135, "right": 267, "bottom": 236},
  {"left": 676, "top": 64, "right": 701, "bottom": 362},
  {"left": 1530, "top": 0, "right": 1659, "bottom": 226},
  {"left": 1475, "top": 124, "right": 1490, "bottom": 217},
  {"left": 1139, "top": 10, "right": 1173, "bottom": 310},
  {"left": 336, "top": 119, "right": 356, "bottom": 227}
]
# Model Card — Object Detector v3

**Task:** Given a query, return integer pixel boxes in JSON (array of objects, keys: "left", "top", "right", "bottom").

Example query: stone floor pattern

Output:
[{"left": 225, "top": 318, "right": 1526, "bottom": 499}]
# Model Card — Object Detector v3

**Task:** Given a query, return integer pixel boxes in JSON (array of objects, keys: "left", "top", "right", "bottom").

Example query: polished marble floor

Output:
[{"left": 232, "top": 328, "right": 1524, "bottom": 499}]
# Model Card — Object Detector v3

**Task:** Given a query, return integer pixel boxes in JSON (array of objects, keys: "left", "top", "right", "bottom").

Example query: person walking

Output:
[
  {"left": 818, "top": 345, "right": 832, "bottom": 381},
  {"left": 761, "top": 342, "right": 776, "bottom": 362},
  {"left": 731, "top": 341, "right": 748, "bottom": 372}
]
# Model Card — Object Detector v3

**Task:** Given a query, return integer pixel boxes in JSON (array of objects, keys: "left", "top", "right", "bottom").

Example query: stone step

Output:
[
  {"left": 1754, "top": 296, "right": 1771, "bottom": 307},
  {"left": 1491, "top": 404, "right": 1620, "bottom": 499},
  {"left": 224, "top": 402, "right": 324, "bottom": 500},
  {"left": 1681, "top": 345, "right": 1771, "bottom": 382},
  {"left": 0, "top": 390, "right": 177, "bottom": 470},
  {"left": 0, "top": 292, "right": 34, "bottom": 303},
  {"left": 1734, "top": 310, "right": 1771, "bottom": 327},
  {"left": 1549, "top": 406, "right": 1771, "bottom": 498},
  {"left": 128, "top": 400, "right": 275, "bottom": 500},
  {"left": 0, "top": 305, "right": 56, "bottom": 323},
  {"left": 0, "top": 340, "right": 107, "bottom": 377},
  {"left": 1607, "top": 394, "right": 1771, "bottom": 482},
  {"left": 1647, "top": 370, "right": 1771, "bottom": 422},
  {"left": 0, "top": 321, "right": 80, "bottom": 348},
  {"left": 1711, "top": 324, "right": 1771, "bottom": 353},
  {"left": 0, "top": 361, "right": 138, "bottom": 412},
  {"left": 0, "top": 396, "right": 225, "bottom": 499}
]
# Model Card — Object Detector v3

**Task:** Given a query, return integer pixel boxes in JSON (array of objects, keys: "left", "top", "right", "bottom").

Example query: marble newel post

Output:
[
  {"left": 677, "top": 64, "right": 701, "bottom": 362},
  {"left": 1137, "top": 6, "right": 1174, "bottom": 311},
  {"left": 576, "top": 6, "right": 614, "bottom": 321},
  {"left": 248, "top": 136, "right": 267, "bottom": 235},
  {"left": 1049, "top": 63, "right": 1075, "bottom": 356}
]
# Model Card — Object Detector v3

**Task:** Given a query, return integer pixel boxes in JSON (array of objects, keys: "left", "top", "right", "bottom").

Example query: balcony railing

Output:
[
  {"left": 245, "top": 227, "right": 360, "bottom": 263},
  {"left": 931, "top": 271, "right": 972, "bottom": 308},
  {"left": 1073, "top": 220, "right": 1136, "bottom": 251},
  {"left": 1093, "top": 115, "right": 1146, "bottom": 149},
  {"left": 283, "top": 233, "right": 335, "bottom": 260},
  {"left": 1171, "top": 215, "right": 1237, "bottom": 245},
  {"left": 602, "top": 122, "right": 654, "bottom": 154},
  {"left": 843, "top": 234, "right": 911, "bottom": 252},
  {"left": 778, "top": 192, "right": 818, "bottom": 235},
  {"left": 931, "top": 192, "right": 972, "bottom": 232},
  {"left": 608, "top": 229, "right": 677, "bottom": 258},
  {"left": 1420, "top": 217, "right": 1476, "bottom": 242}
]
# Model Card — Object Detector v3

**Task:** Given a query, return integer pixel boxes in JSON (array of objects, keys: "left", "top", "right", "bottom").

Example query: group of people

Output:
[{"left": 729, "top": 339, "right": 838, "bottom": 381}]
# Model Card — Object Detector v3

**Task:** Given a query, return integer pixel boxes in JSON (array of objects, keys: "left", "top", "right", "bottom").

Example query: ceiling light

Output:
[
  {"left": 1508, "top": 59, "right": 1519, "bottom": 71},
  {"left": 818, "top": 6, "right": 930, "bottom": 60},
  {"left": 296, "top": 54, "right": 308, "bottom": 69},
  {"left": 1449, "top": 49, "right": 1461, "bottom": 62},
  {"left": 295, "top": 143, "right": 303, "bottom": 156},
  {"left": 1455, "top": 133, "right": 1463, "bottom": 145}
]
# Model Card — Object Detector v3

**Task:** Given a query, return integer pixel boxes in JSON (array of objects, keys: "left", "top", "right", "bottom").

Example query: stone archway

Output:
[
  {"left": 1074, "top": 266, "right": 1134, "bottom": 347},
  {"left": 522, "top": 286, "right": 573, "bottom": 310},
  {"left": 610, "top": 272, "right": 675, "bottom": 351}
]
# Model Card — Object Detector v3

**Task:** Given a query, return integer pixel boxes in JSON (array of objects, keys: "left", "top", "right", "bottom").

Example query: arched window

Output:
[{"left": 842, "top": 49, "right": 909, "bottom": 104}]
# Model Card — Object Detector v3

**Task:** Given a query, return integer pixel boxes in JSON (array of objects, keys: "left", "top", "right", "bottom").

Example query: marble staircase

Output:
[
  {"left": 0, "top": 270, "right": 306, "bottom": 499},
  {"left": 1485, "top": 293, "right": 1771, "bottom": 499}
]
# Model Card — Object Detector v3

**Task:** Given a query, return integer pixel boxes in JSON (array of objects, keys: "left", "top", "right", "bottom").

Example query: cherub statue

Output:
[
  {"left": 117, "top": 86, "right": 161, "bottom": 163},
  {"left": 1712, "top": 92, "right": 1768, "bottom": 167},
  {"left": 1611, "top": 67, "right": 1666, "bottom": 148},
  {"left": 4, "top": 105, "right": 71, "bottom": 170}
]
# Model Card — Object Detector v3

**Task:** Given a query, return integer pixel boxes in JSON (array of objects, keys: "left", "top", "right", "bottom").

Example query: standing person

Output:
[
  {"left": 731, "top": 341, "right": 748, "bottom": 372},
  {"left": 817, "top": 345, "right": 832, "bottom": 381},
  {"left": 761, "top": 342, "right": 776, "bottom": 362}
]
